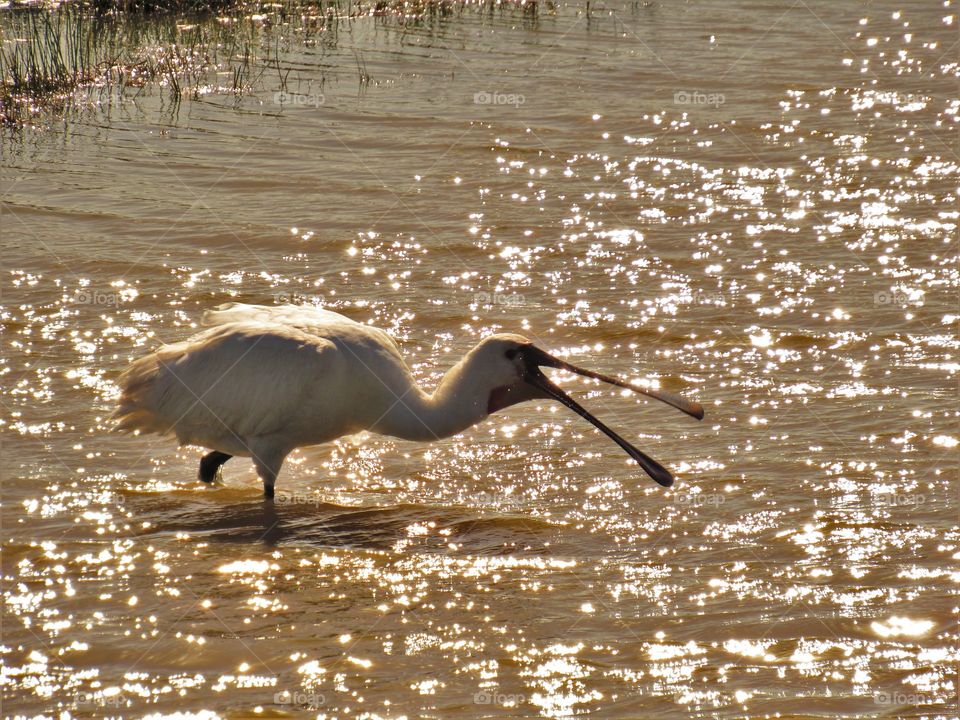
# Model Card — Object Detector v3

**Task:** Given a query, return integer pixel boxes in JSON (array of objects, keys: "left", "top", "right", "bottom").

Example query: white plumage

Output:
[{"left": 115, "top": 303, "right": 704, "bottom": 497}]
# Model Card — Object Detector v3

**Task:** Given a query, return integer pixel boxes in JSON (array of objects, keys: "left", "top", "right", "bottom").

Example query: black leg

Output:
[
  {"left": 198, "top": 451, "right": 232, "bottom": 483},
  {"left": 263, "top": 484, "right": 275, "bottom": 500}
]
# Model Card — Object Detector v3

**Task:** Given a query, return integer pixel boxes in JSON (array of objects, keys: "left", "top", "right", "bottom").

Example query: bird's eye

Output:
[{"left": 505, "top": 348, "right": 519, "bottom": 360}]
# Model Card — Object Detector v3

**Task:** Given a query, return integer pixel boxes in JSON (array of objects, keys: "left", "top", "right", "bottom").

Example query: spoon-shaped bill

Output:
[
  {"left": 545, "top": 357, "right": 704, "bottom": 420},
  {"left": 525, "top": 368, "right": 674, "bottom": 487}
]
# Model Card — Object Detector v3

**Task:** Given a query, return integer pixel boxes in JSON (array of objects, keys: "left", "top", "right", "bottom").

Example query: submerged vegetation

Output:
[
  {"left": 1, "top": 1, "right": 276, "bottom": 125},
  {"left": 0, "top": 0, "right": 541, "bottom": 126}
]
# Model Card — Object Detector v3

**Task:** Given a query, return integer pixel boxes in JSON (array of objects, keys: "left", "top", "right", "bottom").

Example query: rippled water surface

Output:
[{"left": 2, "top": 0, "right": 958, "bottom": 717}]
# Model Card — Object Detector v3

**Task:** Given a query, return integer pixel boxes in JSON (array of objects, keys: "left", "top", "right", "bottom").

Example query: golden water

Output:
[{"left": 2, "top": 0, "right": 958, "bottom": 717}]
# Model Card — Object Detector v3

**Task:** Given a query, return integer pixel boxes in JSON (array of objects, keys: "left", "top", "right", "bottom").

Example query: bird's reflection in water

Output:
[
  {"left": 133, "top": 489, "right": 569, "bottom": 554},
  {"left": 133, "top": 495, "right": 288, "bottom": 544}
]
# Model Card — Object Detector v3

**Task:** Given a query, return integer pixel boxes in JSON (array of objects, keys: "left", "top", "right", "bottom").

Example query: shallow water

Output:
[{"left": 2, "top": 0, "right": 958, "bottom": 717}]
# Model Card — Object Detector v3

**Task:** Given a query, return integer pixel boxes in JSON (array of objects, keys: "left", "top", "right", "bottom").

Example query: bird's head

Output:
[{"left": 467, "top": 334, "right": 704, "bottom": 487}]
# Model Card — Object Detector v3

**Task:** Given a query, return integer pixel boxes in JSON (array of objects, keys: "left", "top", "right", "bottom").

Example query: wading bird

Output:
[{"left": 114, "top": 304, "right": 704, "bottom": 498}]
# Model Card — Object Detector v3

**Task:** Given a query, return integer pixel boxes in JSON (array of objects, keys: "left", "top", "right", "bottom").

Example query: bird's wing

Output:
[{"left": 116, "top": 323, "right": 343, "bottom": 445}]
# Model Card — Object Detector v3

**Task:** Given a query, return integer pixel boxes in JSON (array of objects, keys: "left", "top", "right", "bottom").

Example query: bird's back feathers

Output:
[
  {"left": 202, "top": 302, "right": 354, "bottom": 332},
  {"left": 112, "top": 304, "right": 410, "bottom": 453}
]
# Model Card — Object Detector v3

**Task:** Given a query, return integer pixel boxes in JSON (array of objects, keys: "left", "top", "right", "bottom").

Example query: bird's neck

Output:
[{"left": 372, "top": 355, "right": 490, "bottom": 442}]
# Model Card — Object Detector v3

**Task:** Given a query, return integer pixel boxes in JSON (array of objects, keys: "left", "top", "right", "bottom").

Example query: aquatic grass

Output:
[
  {"left": 0, "top": 2, "right": 259, "bottom": 124},
  {"left": 88, "top": 0, "right": 240, "bottom": 14},
  {"left": 0, "top": 8, "right": 122, "bottom": 122},
  {"left": 1, "top": 0, "right": 546, "bottom": 125}
]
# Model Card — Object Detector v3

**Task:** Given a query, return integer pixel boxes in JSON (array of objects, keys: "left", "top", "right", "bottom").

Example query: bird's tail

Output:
[{"left": 111, "top": 344, "right": 185, "bottom": 436}]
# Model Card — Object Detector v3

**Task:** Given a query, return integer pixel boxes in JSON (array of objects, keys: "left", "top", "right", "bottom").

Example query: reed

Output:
[
  {"left": 0, "top": 2, "right": 252, "bottom": 124},
  {"left": 1, "top": 8, "right": 113, "bottom": 122},
  {"left": 0, "top": 0, "right": 540, "bottom": 126}
]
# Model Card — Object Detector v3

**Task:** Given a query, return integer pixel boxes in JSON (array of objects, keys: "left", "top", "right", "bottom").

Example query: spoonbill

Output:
[{"left": 114, "top": 303, "right": 703, "bottom": 498}]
